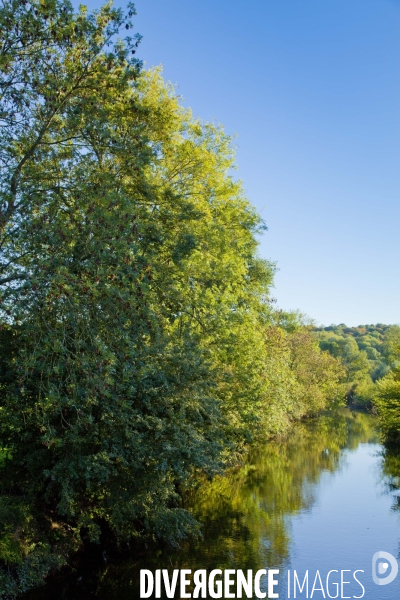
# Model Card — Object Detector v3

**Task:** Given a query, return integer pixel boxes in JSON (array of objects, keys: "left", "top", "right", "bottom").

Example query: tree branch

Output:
[{"left": 0, "top": 273, "right": 27, "bottom": 285}]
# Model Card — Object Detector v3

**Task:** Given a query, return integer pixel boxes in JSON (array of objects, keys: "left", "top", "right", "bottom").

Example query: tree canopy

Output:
[
  {"left": 315, "top": 323, "right": 400, "bottom": 406},
  {"left": 0, "top": 1, "right": 346, "bottom": 596}
]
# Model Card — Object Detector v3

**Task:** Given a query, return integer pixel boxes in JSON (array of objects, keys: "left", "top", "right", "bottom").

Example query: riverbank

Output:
[{"left": 22, "top": 409, "right": 400, "bottom": 600}]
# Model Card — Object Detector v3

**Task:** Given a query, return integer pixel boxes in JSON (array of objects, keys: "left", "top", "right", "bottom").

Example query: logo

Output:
[{"left": 372, "top": 551, "right": 398, "bottom": 586}]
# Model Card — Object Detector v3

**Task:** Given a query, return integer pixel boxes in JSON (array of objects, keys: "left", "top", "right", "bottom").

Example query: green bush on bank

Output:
[{"left": 374, "top": 368, "right": 400, "bottom": 443}]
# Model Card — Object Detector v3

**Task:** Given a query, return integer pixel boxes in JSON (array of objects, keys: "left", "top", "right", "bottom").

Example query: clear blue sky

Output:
[{"left": 79, "top": 0, "right": 400, "bottom": 326}]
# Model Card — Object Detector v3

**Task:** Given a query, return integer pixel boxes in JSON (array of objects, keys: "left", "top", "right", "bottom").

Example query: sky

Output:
[{"left": 78, "top": 0, "right": 400, "bottom": 326}]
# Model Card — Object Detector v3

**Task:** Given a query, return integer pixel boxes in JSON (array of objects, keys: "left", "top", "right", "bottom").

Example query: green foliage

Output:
[
  {"left": 315, "top": 323, "right": 400, "bottom": 406},
  {"left": 374, "top": 368, "right": 400, "bottom": 443},
  {"left": 0, "top": 1, "right": 347, "bottom": 596},
  {"left": 258, "top": 324, "right": 344, "bottom": 434},
  {"left": 0, "top": 497, "right": 75, "bottom": 600},
  {"left": 382, "top": 325, "right": 400, "bottom": 366},
  {"left": 35, "top": 410, "right": 376, "bottom": 598},
  {"left": 0, "top": 0, "right": 271, "bottom": 592},
  {"left": 183, "top": 410, "right": 376, "bottom": 573}
]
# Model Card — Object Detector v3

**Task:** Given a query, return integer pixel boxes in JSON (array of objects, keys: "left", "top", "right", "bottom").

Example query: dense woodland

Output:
[
  {"left": 314, "top": 323, "right": 400, "bottom": 407},
  {"left": 0, "top": 1, "right": 398, "bottom": 597}
]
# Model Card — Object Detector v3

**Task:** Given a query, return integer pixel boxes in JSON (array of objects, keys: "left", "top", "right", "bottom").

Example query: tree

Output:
[
  {"left": 0, "top": 3, "right": 277, "bottom": 594},
  {"left": 374, "top": 368, "right": 400, "bottom": 443},
  {"left": 287, "top": 328, "right": 345, "bottom": 414},
  {"left": 382, "top": 326, "right": 400, "bottom": 366},
  {"left": 315, "top": 324, "right": 400, "bottom": 407},
  {"left": 0, "top": 2, "right": 346, "bottom": 596}
]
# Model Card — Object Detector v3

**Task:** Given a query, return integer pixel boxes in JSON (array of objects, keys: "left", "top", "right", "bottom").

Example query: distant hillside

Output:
[{"left": 313, "top": 323, "right": 400, "bottom": 405}]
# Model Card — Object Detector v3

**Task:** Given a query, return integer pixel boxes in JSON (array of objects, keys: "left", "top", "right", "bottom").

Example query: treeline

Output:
[
  {"left": 314, "top": 324, "right": 400, "bottom": 440},
  {"left": 314, "top": 323, "right": 400, "bottom": 405},
  {"left": 0, "top": 1, "right": 359, "bottom": 597}
]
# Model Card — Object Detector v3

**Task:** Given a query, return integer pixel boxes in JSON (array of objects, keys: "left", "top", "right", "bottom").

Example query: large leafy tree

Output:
[
  {"left": 0, "top": 1, "right": 276, "bottom": 595},
  {"left": 0, "top": 2, "right": 344, "bottom": 596}
]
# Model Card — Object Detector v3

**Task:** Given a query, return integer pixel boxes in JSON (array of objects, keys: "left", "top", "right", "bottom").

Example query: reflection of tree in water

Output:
[
  {"left": 378, "top": 445, "right": 400, "bottom": 567},
  {"left": 24, "top": 410, "right": 376, "bottom": 600},
  {"left": 379, "top": 443, "right": 400, "bottom": 513},
  {"left": 182, "top": 409, "right": 377, "bottom": 573}
]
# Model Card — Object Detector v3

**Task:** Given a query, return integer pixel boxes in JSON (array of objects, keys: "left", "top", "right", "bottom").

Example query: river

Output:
[{"left": 23, "top": 409, "right": 400, "bottom": 599}]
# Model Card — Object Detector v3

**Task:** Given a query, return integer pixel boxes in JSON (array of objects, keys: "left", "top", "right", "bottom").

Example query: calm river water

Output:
[{"left": 24, "top": 409, "right": 400, "bottom": 599}]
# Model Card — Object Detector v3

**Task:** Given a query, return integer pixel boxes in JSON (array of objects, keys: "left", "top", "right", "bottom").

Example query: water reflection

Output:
[
  {"left": 23, "top": 410, "right": 382, "bottom": 599},
  {"left": 181, "top": 409, "right": 378, "bottom": 575},
  {"left": 380, "top": 447, "right": 400, "bottom": 513}
]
